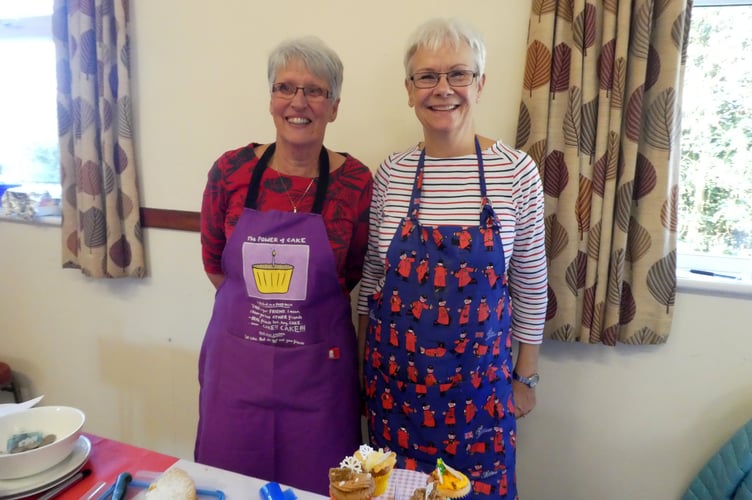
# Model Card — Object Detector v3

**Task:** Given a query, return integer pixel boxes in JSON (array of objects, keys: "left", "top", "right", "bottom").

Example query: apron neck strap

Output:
[
  {"left": 245, "top": 143, "right": 330, "bottom": 214},
  {"left": 408, "top": 136, "right": 486, "bottom": 217}
]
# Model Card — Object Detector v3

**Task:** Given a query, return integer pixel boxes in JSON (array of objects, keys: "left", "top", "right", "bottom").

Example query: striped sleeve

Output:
[
  {"left": 495, "top": 142, "right": 547, "bottom": 344},
  {"left": 356, "top": 149, "right": 407, "bottom": 315}
]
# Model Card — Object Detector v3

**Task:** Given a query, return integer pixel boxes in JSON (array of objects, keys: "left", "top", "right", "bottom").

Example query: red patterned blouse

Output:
[{"left": 201, "top": 143, "right": 373, "bottom": 293}]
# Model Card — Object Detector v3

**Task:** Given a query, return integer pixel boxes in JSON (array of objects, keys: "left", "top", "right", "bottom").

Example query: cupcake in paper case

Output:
[
  {"left": 428, "top": 458, "right": 471, "bottom": 499},
  {"left": 353, "top": 445, "right": 397, "bottom": 497},
  {"left": 329, "top": 465, "right": 375, "bottom": 500}
]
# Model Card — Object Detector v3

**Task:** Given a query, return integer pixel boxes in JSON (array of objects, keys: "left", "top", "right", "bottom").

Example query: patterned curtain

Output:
[
  {"left": 52, "top": 0, "right": 145, "bottom": 278},
  {"left": 516, "top": 0, "right": 692, "bottom": 345}
]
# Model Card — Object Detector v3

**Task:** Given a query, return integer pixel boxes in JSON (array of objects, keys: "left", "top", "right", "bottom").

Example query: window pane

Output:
[
  {"left": 679, "top": 5, "right": 752, "bottom": 259},
  {"left": 0, "top": 0, "right": 58, "bottom": 190},
  {"left": 0, "top": 0, "right": 51, "bottom": 18},
  {"left": 0, "top": 36, "right": 58, "bottom": 185}
]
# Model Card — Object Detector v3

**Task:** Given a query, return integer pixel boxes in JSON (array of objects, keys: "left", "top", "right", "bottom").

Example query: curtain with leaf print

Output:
[
  {"left": 516, "top": 0, "right": 691, "bottom": 345},
  {"left": 53, "top": 0, "right": 145, "bottom": 278}
]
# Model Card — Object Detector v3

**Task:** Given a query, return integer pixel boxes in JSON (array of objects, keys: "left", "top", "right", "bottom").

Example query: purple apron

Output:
[
  {"left": 364, "top": 138, "right": 517, "bottom": 498},
  {"left": 195, "top": 144, "right": 361, "bottom": 495}
]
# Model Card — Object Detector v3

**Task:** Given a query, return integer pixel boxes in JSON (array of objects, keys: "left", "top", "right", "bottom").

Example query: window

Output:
[
  {"left": 677, "top": 0, "right": 752, "bottom": 288},
  {"left": 0, "top": 0, "right": 60, "bottom": 217}
]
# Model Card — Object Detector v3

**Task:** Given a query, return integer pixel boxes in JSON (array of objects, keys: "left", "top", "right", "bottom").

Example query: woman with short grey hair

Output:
[
  {"left": 268, "top": 35, "right": 344, "bottom": 101},
  {"left": 197, "top": 35, "right": 372, "bottom": 495},
  {"left": 358, "top": 18, "right": 547, "bottom": 499}
]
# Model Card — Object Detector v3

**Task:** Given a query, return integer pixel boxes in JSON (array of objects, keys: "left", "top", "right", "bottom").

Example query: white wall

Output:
[{"left": 1, "top": 1, "right": 751, "bottom": 499}]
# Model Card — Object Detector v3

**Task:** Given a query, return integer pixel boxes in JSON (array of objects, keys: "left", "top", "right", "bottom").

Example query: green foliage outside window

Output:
[{"left": 680, "top": 6, "right": 752, "bottom": 256}]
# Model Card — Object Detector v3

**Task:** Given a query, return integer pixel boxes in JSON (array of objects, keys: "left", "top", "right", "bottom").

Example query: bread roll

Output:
[{"left": 144, "top": 467, "right": 198, "bottom": 500}]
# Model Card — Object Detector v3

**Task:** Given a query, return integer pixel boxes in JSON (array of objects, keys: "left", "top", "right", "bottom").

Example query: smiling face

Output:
[
  {"left": 269, "top": 58, "right": 339, "bottom": 149},
  {"left": 405, "top": 41, "right": 485, "bottom": 148}
]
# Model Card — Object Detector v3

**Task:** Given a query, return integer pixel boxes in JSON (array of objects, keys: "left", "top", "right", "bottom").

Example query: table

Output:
[
  {"left": 26, "top": 433, "right": 178, "bottom": 499},
  {"left": 19, "top": 434, "right": 428, "bottom": 499}
]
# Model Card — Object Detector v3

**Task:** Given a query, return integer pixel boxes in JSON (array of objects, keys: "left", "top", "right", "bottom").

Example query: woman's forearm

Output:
[{"left": 514, "top": 341, "right": 540, "bottom": 377}]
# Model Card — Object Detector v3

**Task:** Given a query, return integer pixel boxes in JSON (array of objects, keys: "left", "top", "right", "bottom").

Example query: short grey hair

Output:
[
  {"left": 403, "top": 18, "right": 486, "bottom": 78},
  {"left": 267, "top": 36, "right": 344, "bottom": 101}
]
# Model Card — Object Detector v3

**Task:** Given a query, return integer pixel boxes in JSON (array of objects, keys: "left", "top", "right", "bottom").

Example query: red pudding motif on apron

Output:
[{"left": 364, "top": 138, "right": 518, "bottom": 499}]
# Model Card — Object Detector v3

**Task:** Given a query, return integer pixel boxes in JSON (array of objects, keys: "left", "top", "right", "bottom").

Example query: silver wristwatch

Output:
[{"left": 512, "top": 371, "right": 540, "bottom": 388}]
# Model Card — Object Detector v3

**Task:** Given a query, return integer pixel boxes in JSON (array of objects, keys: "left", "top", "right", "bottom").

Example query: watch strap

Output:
[{"left": 512, "top": 371, "right": 539, "bottom": 388}]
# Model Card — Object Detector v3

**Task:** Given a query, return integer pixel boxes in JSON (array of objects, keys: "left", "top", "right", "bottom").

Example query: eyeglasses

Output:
[
  {"left": 271, "top": 82, "right": 331, "bottom": 101},
  {"left": 409, "top": 70, "right": 478, "bottom": 89}
]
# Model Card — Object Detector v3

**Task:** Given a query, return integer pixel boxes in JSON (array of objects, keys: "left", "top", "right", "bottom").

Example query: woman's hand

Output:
[
  {"left": 513, "top": 381, "right": 536, "bottom": 419},
  {"left": 513, "top": 342, "right": 539, "bottom": 418}
]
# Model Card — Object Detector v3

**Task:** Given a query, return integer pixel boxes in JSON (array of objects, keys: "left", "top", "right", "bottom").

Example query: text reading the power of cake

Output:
[
  {"left": 246, "top": 235, "right": 308, "bottom": 244},
  {"left": 246, "top": 301, "right": 306, "bottom": 345}
]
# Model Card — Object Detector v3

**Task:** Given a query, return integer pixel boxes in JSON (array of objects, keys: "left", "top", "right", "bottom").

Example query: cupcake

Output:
[
  {"left": 329, "top": 466, "right": 376, "bottom": 500},
  {"left": 429, "top": 458, "right": 471, "bottom": 499},
  {"left": 353, "top": 445, "right": 397, "bottom": 497}
]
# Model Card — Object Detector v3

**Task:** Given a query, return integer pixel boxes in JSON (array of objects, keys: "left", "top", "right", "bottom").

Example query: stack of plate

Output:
[{"left": 0, "top": 434, "right": 91, "bottom": 499}]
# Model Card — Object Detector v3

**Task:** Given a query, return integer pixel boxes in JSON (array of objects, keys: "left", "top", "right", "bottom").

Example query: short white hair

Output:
[
  {"left": 267, "top": 36, "right": 344, "bottom": 100},
  {"left": 403, "top": 18, "right": 486, "bottom": 77}
]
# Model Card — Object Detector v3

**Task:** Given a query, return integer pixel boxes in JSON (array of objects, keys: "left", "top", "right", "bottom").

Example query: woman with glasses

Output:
[
  {"left": 358, "top": 18, "right": 547, "bottom": 498},
  {"left": 196, "top": 35, "right": 372, "bottom": 495}
]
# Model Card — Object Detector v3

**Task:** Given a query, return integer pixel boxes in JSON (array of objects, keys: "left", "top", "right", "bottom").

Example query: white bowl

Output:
[{"left": 0, "top": 406, "right": 85, "bottom": 480}]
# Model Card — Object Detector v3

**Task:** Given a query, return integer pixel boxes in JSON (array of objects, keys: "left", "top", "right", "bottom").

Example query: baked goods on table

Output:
[
  {"left": 409, "top": 481, "right": 444, "bottom": 500},
  {"left": 328, "top": 466, "right": 376, "bottom": 500},
  {"left": 331, "top": 448, "right": 468, "bottom": 499},
  {"left": 353, "top": 445, "right": 397, "bottom": 496},
  {"left": 428, "top": 458, "right": 471, "bottom": 499},
  {"left": 330, "top": 444, "right": 395, "bottom": 498},
  {"left": 144, "top": 467, "right": 198, "bottom": 500}
]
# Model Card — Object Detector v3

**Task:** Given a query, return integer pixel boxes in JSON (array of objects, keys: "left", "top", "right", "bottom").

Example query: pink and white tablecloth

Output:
[{"left": 376, "top": 469, "right": 430, "bottom": 500}]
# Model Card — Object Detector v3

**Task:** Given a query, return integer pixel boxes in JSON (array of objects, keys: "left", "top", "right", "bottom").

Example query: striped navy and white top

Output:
[{"left": 357, "top": 140, "right": 548, "bottom": 344}]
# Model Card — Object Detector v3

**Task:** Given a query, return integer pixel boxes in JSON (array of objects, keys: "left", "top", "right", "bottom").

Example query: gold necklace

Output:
[{"left": 276, "top": 170, "right": 315, "bottom": 213}]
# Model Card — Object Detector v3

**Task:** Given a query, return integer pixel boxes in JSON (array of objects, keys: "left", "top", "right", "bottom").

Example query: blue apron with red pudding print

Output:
[{"left": 364, "top": 138, "right": 517, "bottom": 499}]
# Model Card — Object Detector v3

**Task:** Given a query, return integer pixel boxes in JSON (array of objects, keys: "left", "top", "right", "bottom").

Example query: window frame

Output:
[
  {"left": 676, "top": 0, "right": 752, "bottom": 297},
  {"left": 0, "top": 7, "right": 60, "bottom": 225}
]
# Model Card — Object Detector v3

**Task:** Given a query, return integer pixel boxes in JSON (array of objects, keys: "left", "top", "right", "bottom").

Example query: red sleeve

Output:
[
  {"left": 201, "top": 159, "right": 228, "bottom": 275},
  {"left": 344, "top": 168, "right": 373, "bottom": 291},
  {"left": 200, "top": 144, "right": 259, "bottom": 275},
  {"left": 320, "top": 155, "right": 374, "bottom": 292}
]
